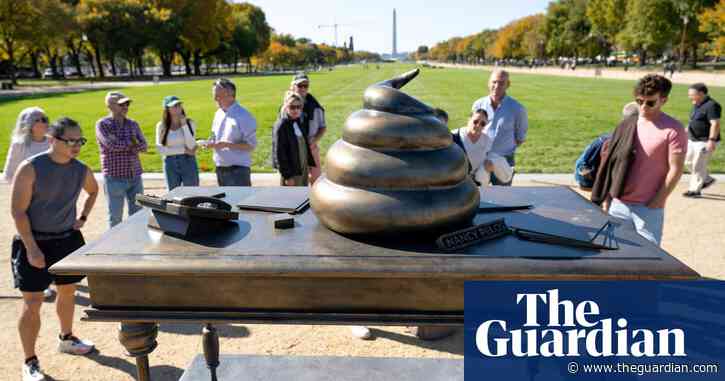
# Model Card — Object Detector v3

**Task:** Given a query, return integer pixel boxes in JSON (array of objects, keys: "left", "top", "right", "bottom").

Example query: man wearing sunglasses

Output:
[
  {"left": 11, "top": 117, "right": 99, "bottom": 381},
  {"left": 592, "top": 75, "right": 687, "bottom": 246},
  {"left": 683, "top": 83, "right": 721, "bottom": 198},
  {"left": 209, "top": 78, "right": 257, "bottom": 186},
  {"left": 95, "top": 91, "right": 148, "bottom": 228}
]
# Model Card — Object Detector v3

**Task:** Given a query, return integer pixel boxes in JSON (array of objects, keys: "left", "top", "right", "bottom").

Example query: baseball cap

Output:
[
  {"left": 163, "top": 95, "right": 182, "bottom": 108},
  {"left": 292, "top": 73, "right": 310, "bottom": 85},
  {"left": 105, "top": 91, "right": 131, "bottom": 106}
]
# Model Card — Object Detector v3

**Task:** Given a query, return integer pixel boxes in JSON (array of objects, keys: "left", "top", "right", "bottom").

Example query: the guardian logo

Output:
[{"left": 476, "top": 289, "right": 686, "bottom": 358}]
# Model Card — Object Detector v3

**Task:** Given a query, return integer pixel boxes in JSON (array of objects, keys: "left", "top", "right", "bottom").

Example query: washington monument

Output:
[{"left": 392, "top": 8, "right": 397, "bottom": 56}]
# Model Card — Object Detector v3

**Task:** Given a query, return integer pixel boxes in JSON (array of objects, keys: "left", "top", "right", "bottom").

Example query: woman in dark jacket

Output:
[{"left": 273, "top": 91, "right": 316, "bottom": 186}]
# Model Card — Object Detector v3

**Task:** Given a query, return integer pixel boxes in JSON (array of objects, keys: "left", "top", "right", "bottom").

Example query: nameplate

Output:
[{"left": 436, "top": 219, "right": 510, "bottom": 252}]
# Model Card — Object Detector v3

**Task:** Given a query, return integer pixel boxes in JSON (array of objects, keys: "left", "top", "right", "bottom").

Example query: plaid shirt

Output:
[{"left": 95, "top": 116, "right": 147, "bottom": 178}]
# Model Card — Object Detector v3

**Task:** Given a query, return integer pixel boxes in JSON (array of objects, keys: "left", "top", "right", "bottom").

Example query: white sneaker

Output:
[
  {"left": 350, "top": 326, "right": 372, "bottom": 340},
  {"left": 43, "top": 288, "right": 55, "bottom": 299},
  {"left": 22, "top": 359, "right": 45, "bottom": 381},
  {"left": 58, "top": 335, "right": 95, "bottom": 355}
]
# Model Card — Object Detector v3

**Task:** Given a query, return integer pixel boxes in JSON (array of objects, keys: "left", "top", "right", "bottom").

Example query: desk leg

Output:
[
  {"left": 119, "top": 322, "right": 159, "bottom": 381},
  {"left": 202, "top": 323, "right": 220, "bottom": 381}
]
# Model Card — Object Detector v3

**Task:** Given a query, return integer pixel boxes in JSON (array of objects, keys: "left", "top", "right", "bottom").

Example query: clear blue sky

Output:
[{"left": 242, "top": 1, "right": 551, "bottom": 54}]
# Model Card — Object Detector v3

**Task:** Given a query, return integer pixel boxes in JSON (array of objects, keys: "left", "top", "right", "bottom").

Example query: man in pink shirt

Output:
[{"left": 609, "top": 75, "right": 687, "bottom": 245}]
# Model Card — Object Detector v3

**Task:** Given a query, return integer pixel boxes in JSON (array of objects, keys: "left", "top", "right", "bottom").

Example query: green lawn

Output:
[{"left": 1, "top": 63, "right": 723, "bottom": 173}]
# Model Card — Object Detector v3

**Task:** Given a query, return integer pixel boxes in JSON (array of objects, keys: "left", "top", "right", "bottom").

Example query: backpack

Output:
[{"left": 574, "top": 133, "right": 611, "bottom": 189}]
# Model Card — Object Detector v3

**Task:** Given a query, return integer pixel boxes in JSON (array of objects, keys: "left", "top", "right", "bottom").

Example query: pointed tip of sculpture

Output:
[{"left": 376, "top": 68, "right": 420, "bottom": 89}]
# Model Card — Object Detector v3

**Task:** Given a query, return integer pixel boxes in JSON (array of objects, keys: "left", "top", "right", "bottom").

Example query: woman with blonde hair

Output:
[
  {"left": 155, "top": 96, "right": 199, "bottom": 190},
  {"left": 3, "top": 107, "right": 50, "bottom": 183},
  {"left": 272, "top": 91, "right": 316, "bottom": 186}
]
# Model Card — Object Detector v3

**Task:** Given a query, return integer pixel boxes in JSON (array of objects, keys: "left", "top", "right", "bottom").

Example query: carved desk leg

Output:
[
  {"left": 119, "top": 322, "right": 159, "bottom": 381},
  {"left": 202, "top": 323, "right": 220, "bottom": 381}
]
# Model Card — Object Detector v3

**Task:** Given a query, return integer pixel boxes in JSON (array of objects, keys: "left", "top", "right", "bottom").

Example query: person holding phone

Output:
[{"left": 156, "top": 96, "right": 199, "bottom": 190}]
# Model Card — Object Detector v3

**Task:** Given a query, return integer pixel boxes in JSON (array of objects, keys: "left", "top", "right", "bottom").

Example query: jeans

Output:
[
  {"left": 163, "top": 154, "right": 200, "bottom": 191},
  {"left": 608, "top": 198, "right": 664, "bottom": 246},
  {"left": 215, "top": 165, "right": 251, "bottom": 186},
  {"left": 490, "top": 154, "right": 515, "bottom": 186},
  {"left": 104, "top": 175, "right": 144, "bottom": 228}
]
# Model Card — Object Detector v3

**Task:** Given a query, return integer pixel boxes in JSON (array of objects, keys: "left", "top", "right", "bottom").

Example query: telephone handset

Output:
[{"left": 171, "top": 196, "right": 232, "bottom": 211}]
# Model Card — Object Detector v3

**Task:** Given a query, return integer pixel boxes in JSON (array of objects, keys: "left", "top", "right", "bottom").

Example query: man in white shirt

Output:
[{"left": 209, "top": 78, "right": 257, "bottom": 186}]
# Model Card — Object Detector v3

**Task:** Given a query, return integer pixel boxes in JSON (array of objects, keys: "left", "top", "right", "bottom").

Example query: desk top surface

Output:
[{"left": 51, "top": 186, "right": 698, "bottom": 280}]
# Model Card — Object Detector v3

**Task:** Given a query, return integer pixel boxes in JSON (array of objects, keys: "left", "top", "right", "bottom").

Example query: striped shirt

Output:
[{"left": 95, "top": 116, "right": 147, "bottom": 178}]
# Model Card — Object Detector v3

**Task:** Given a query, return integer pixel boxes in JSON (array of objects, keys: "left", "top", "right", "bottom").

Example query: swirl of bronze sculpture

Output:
[{"left": 310, "top": 68, "right": 480, "bottom": 235}]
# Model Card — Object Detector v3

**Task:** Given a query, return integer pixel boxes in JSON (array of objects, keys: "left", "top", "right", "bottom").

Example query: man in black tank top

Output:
[{"left": 11, "top": 117, "right": 99, "bottom": 381}]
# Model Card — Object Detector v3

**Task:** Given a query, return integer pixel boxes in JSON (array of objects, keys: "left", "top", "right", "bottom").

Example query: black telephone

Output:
[
  {"left": 136, "top": 192, "right": 231, "bottom": 212},
  {"left": 136, "top": 193, "right": 238, "bottom": 237}
]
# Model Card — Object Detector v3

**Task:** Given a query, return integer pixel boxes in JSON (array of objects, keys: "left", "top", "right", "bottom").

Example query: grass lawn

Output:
[{"left": 1, "top": 63, "right": 723, "bottom": 173}]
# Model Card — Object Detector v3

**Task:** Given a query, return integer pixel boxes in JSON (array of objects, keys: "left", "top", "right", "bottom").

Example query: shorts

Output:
[{"left": 11, "top": 230, "right": 86, "bottom": 292}]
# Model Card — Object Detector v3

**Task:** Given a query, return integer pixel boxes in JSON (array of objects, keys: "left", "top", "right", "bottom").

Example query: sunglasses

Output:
[
  {"left": 296, "top": 83, "right": 309, "bottom": 89},
  {"left": 34, "top": 116, "right": 49, "bottom": 124},
  {"left": 288, "top": 104, "right": 303, "bottom": 111},
  {"left": 118, "top": 102, "right": 130, "bottom": 108},
  {"left": 472, "top": 119, "right": 487, "bottom": 126},
  {"left": 635, "top": 98, "right": 658, "bottom": 108},
  {"left": 56, "top": 136, "right": 87, "bottom": 147}
]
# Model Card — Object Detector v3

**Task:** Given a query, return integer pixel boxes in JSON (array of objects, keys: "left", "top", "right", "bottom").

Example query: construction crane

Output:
[{"left": 318, "top": 23, "right": 353, "bottom": 47}]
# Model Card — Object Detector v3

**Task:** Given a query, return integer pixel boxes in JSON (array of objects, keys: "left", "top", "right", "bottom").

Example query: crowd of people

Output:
[{"left": 3, "top": 69, "right": 721, "bottom": 380}]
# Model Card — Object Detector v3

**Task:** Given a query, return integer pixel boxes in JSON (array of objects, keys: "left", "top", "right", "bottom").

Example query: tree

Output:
[
  {"left": 586, "top": 0, "right": 628, "bottom": 54},
  {"left": 78, "top": 0, "right": 111, "bottom": 77},
  {"left": 147, "top": 0, "right": 185, "bottom": 77},
  {"left": 699, "top": 0, "right": 725, "bottom": 59},
  {"left": 178, "top": 0, "right": 231, "bottom": 75},
  {"left": 60, "top": 0, "right": 87, "bottom": 78},
  {"left": 670, "top": 0, "right": 717, "bottom": 67},
  {"left": 544, "top": 0, "right": 594, "bottom": 58},
  {"left": 0, "top": 0, "right": 35, "bottom": 83},
  {"left": 230, "top": 2, "right": 271, "bottom": 73},
  {"left": 32, "top": 0, "right": 77, "bottom": 79},
  {"left": 493, "top": 15, "right": 545, "bottom": 59},
  {"left": 617, "top": 0, "right": 679, "bottom": 65}
]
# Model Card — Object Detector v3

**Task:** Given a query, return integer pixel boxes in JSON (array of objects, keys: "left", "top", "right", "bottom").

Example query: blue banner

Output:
[{"left": 464, "top": 281, "right": 724, "bottom": 380}]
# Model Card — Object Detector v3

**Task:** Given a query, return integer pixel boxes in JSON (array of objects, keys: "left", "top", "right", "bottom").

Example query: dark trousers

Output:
[
  {"left": 215, "top": 165, "right": 251, "bottom": 186},
  {"left": 490, "top": 154, "right": 515, "bottom": 186}
]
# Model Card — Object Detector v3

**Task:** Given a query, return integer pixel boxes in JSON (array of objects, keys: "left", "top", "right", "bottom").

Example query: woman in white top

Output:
[
  {"left": 4, "top": 107, "right": 55, "bottom": 299},
  {"left": 452, "top": 109, "right": 513, "bottom": 187},
  {"left": 3, "top": 107, "right": 50, "bottom": 183},
  {"left": 155, "top": 96, "right": 199, "bottom": 190}
]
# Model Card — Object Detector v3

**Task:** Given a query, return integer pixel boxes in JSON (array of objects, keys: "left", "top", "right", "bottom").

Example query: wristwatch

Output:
[{"left": 79, "top": 215, "right": 88, "bottom": 221}]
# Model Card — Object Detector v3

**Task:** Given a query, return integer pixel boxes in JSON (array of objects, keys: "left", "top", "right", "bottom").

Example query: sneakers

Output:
[
  {"left": 702, "top": 177, "right": 716, "bottom": 190},
  {"left": 350, "top": 326, "right": 372, "bottom": 340},
  {"left": 58, "top": 334, "right": 95, "bottom": 355},
  {"left": 22, "top": 358, "right": 45, "bottom": 381},
  {"left": 683, "top": 190, "right": 702, "bottom": 198}
]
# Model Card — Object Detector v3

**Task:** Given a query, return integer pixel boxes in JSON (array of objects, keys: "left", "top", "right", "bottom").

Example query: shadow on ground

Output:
[
  {"left": 368, "top": 328, "right": 464, "bottom": 356},
  {"left": 160, "top": 323, "right": 250, "bottom": 338},
  {"left": 84, "top": 351, "right": 184, "bottom": 381}
]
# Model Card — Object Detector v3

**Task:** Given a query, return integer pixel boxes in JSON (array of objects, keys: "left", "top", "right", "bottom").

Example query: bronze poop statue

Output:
[{"left": 310, "top": 68, "right": 480, "bottom": 235}]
